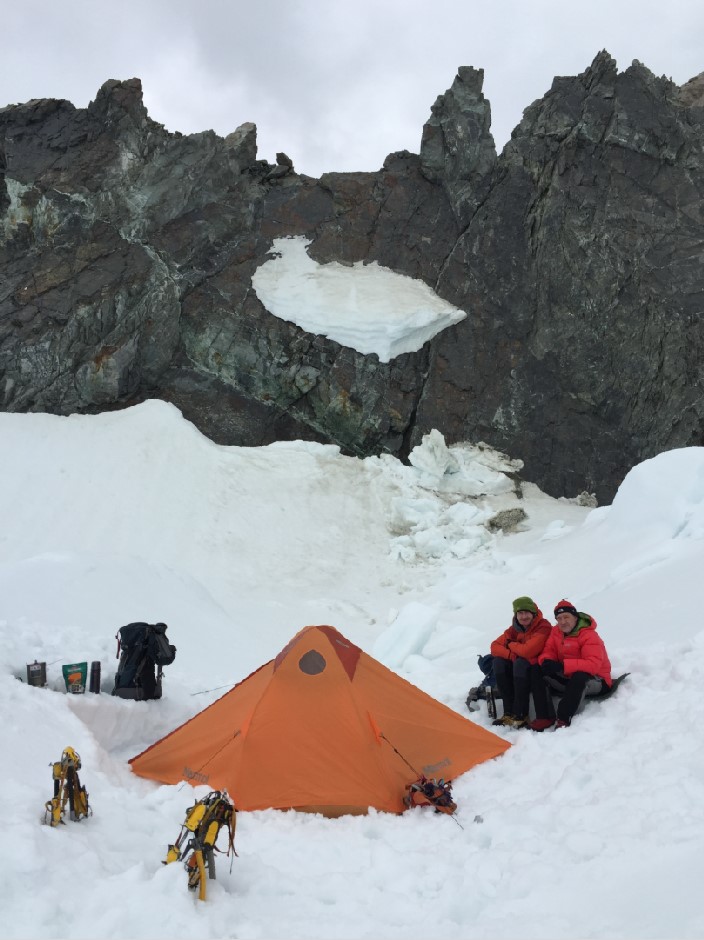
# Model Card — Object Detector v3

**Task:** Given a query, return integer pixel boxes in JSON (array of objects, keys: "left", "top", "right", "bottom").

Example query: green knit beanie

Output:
[{"left": 512, "top": 596, "right": 538, "bottom": 614}]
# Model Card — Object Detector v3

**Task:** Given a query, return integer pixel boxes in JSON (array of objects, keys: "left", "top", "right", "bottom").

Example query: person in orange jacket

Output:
[
  {"left": 530, "top": 600, "right": 613, "bottom": 731},
  {"left": 490, "top": 596, "right": 551, "bottom": 729}
]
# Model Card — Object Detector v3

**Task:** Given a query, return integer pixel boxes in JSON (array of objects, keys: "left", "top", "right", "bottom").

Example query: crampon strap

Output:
[
  {"left": 164, "top": 790, "right": 237, "bottom": 867},
  {"left": 404, "top": 775, "right": 457, "bottom": 815},
  {"left": 44, "top": 746, "right": 91, "bottom": 826}
]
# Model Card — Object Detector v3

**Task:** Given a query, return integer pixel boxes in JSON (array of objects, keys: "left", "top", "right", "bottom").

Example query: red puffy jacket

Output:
[
  {"left": 539, "top": 613, "right": 612, "bottom": 686},
  {"left": 490, "top": 609, "right": 551, "bottom": 664}
]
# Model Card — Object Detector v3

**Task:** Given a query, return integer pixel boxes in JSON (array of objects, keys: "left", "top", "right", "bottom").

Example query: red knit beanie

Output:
[{"left": 554, "top": 600, "right": 578, "bottom": 617}]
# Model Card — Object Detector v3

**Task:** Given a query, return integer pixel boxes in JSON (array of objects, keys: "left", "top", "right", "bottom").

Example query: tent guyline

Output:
[
  {"left": 191, "top": 682, "right": 237, "bottom": 697},
  {"left": 379, "top": 732, "right": 421, "bottom": 775}
]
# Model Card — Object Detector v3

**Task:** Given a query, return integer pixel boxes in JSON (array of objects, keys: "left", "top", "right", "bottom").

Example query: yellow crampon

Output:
[
  {"left": 163, "top": 790, "right": 236, "bottom": 901},
  {"left": 44, "top": 747, "right": 91, "bottom": 827}
]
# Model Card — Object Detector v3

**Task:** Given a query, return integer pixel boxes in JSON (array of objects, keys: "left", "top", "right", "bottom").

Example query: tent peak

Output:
[{"left": 274, "top": 624, "right": 361, "bottom": 680}]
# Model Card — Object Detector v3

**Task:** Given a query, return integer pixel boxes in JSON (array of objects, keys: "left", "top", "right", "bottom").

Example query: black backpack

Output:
[{"left": 112, "top": 622, "right": 177, "bottom": 700}]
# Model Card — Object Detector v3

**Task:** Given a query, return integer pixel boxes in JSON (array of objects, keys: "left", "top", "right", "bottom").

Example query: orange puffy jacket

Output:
[
  {"left": 490, "top": 610, "right": 551, "bottom": 664},
  {"left": 538, "top": 614, "right": 612, "bottom": 686}
]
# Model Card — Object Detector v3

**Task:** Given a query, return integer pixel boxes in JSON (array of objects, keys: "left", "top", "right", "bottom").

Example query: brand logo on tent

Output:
[
  {"left": 183, "top": 766, "right": 209, "bottom": 784},
  {"left": 423, "top": 757, "right": 451, "bottom": 775}
]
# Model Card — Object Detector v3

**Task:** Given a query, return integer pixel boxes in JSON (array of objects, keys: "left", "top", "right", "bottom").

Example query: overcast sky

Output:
[{"left": 4, "top": 0, "right": 703, "bottom": 178}]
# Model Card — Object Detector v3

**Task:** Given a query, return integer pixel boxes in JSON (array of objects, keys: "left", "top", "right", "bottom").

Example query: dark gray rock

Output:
[
  {"left": 415, "top": 52, "right": 704, "bottom": 500},
  {"left": 420, "top": 65, "right": 496, "bottom": 224},
  {"left": 1, "top": 57, "right": 703, "bottom": 503}
]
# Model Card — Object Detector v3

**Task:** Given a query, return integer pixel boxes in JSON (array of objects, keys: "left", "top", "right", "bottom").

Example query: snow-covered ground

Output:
[{"left": 2, "top": 400, "right": 703, "bottom": 939}]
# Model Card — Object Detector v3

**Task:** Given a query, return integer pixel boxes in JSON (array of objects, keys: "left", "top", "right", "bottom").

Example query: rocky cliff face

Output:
[{"left": 1, "top": 53, "right": 703, "bottom": 503}]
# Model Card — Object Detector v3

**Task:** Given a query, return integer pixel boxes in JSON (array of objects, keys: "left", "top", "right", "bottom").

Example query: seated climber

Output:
[
  {"left": 490, "top": 596, "right": 551, "bottom": 729},
  {"left": 530, "top": 600, "right": 612, "bottom": 731}
]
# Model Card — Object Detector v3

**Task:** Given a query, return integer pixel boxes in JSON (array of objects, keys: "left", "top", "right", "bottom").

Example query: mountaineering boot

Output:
[
  {"left": 555, "top": 718, "right": 571, "bottom": 729},
  {"left": 505, "top": 715, "right": 529, "bottom": 729},
  {"left": 493, "top": 714, "right": 527, "bottom": 728},
  {"left": 530, "top": 718, "right": 556, "bottom": 732},
  {"left": 492, "top": 713, "right": 514, "bottom": 726}
]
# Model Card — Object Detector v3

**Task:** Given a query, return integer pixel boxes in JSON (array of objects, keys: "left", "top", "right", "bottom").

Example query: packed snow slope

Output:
[{"left": 1, "top": 401, "right": 703, "bottom": 940}]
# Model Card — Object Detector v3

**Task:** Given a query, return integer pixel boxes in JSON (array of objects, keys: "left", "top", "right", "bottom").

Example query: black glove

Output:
[{"left": 541, "top": 659, "right": 564, "bottom": 678}]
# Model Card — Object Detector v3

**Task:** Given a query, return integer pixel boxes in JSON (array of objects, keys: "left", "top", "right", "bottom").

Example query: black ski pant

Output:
[
  {"left": 531, "top": 660, "right": 607, "bottom": 723},
  {"left": 492, "top": 655, "right": 532, "bottom": 719}
]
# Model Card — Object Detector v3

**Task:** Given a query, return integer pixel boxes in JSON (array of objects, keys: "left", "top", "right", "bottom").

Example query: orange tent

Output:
[{"left": 129, "top": 624, "right": 510, "bottom": 816}]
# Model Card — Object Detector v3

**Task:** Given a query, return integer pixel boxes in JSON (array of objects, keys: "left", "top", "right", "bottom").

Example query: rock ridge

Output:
[{"left": 1, "top": 53, "right": 703, "bottom": 503}]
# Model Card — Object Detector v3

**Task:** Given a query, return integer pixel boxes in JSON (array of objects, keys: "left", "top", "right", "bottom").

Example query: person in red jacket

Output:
[
  {"left": 530, "top": 600, "right": 613, "bottom": 731},
  {"left": 490, "top": 596, "right": 551, "bottom": 729}
]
